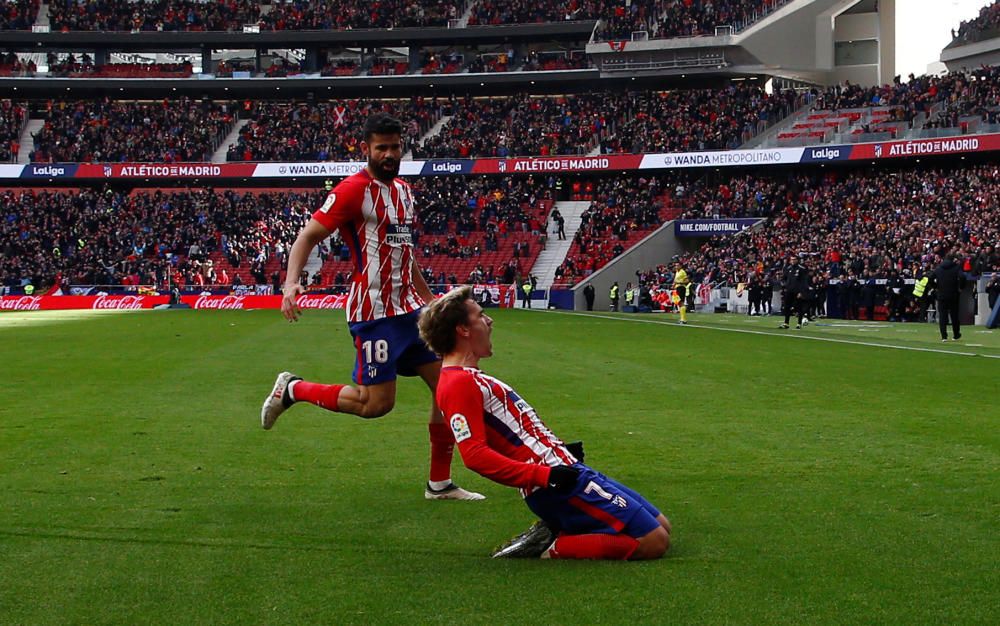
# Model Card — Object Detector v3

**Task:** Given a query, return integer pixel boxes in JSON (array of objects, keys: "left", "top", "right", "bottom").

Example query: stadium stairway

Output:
[
  {"left": 36, "top": 4, "right": 49, "bottom": 28},
  {"left": 212, "top": 119, "right": 249, "bottom": 163},
  {"left": 456, "top": 1, "right": 475, "bottom": 28},
  {"left": 406, "top": 115, "right": 453, "bottom": 160},
  {"left": 532, "top": 200, "right": 590, "bottom": 290},
  {"left": 741, "top": 99, "right": 813, "bottom": 149},
  {"left": 17, "top": 119, "right": 43, "bottom": 164},
  {"left": 303, "top": 242, "right": 325, "bottom": 280}
]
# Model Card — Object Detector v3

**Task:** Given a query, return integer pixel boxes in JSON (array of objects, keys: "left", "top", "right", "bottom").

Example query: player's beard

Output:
[{"left": 369, "top": 156, "right": 400, "bottom": 181}]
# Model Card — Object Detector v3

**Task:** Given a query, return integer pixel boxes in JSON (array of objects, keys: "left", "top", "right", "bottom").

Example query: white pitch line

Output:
[{"left": 550, "top": 311, "right": 1000, "bottom": 360}]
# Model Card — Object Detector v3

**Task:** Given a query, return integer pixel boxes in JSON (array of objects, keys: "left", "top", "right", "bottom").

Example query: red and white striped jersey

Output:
[
  {"left": 436, "top": 366, "right": 577, "bottom": 496},
  {"left": 312, "top": 169, "right": 424, "bottom": 322}
]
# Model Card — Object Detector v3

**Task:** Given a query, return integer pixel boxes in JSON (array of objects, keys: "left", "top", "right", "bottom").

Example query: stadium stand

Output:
[
  {"left": 647, "top": 0, "right": 790, "bottom": 40},
  {"left": 0, "top": 0, "right": 38, "bottom": 30},
  {"left": 1, "top": 99, "right": 26, "bottom": 162},
  {"left": 5, "top": 158, "right": 1000, "bottom": 297},
  {"left": 411, "top": 94, "right": 603, "bottom": 158},
  {"left": 419, "top": 50, "right": 466, "bottom": 75},
  {"left": 466, "top": 0, "right": 787, "bottom": 40},
  {"left": 411, "top": 86, "right": 798, "bottom": 159},
  {"left": 29, "top": 99, "right": 236, "bottom": 163},
  {"left": 0, "top": 176, "right": 552, "bottom": 291},
  {"left": 0, "top": 187, "right": 315, "bottom": 291},
  {"left": 213, "top": 59, "right": 255, "bottom": 78},
  {"left": 263, "top": 58, "right": 302, "bottom": 77},
  {"left": 522, "top": 50, "right": 589, "bottom": 71},
  {"left": 227, "top": 98, "right": 442, "bottom": 162},
  {"left": 555, "top": 174, "right": 675, "bottom": 284},
  {"left": 5, "top": 86, "right": 804, "bottom": 162},
  {"left": 46, "top": 54, "right": 194, "bottom": 78},
  {"left": 258, "top": 0, "right": 464, "bottom": 30},
  {"left": 0, "top": 51, "right": 36, "bottom": 77},
  {"left": 320, "top": 59, "right": 362, "bottom": 77},
  {"left": 776, "top": 66, "right": 1000, "bottom": 146},
  {"left": 47, "top": 0, "right": 262, "bottom": 32},
  {"left": 950, "top": 0, "right": 1000, "bottom": 46},
  {"left": 627, "top": 165, "right": 1000, "bottom": 293},
  {"left": 27, "top": 0, "right": 786, "bottom": 34},
  {"left": 319, "top": 174, "right": 551, "bottom": 288},
  {"left": 369, "top": 57, "right": 411, "bottom": 76}
]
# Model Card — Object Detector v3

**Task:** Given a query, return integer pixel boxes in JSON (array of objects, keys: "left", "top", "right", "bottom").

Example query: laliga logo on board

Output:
[
  {"left": 810, "top": 147, "right": 841, "bottom": 160},
  {"left": 294, "top": 294, "right": 345, "bottom": 309},
  {"left": 194, "top": 295, "right": 247, "bottom": 310},
  {"left": 430, "top": 161, "right": 464, "bottom": 173},
  {"left": 92, "top": 295, "right": 145, "bottom": 310},
  {"left": 0, "top": 296, "right": 42, "bottom": 310},
  {"left": 32, "top": 165, "right": 66, "bottom": 177}
]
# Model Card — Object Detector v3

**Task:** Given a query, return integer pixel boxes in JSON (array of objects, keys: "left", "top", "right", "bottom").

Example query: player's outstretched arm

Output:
[{"left": 282, "top": 218, "right": 332, "bottom": 322}]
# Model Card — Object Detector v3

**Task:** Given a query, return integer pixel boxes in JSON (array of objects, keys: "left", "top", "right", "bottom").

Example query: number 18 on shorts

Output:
[{"left": 347, "top": 309, "right": 439, "bottom": 385}]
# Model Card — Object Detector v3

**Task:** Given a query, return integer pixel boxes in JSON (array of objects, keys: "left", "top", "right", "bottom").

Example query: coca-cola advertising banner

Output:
[
  {"left": 0, "top": 289, "right": 520, "bottom": 312},
  {"left": 0, "top": 294, "right": 349, "bottom": 311}
]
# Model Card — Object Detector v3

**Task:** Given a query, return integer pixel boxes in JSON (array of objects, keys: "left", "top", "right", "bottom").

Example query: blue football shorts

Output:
[
  {"left": 524, "top": 464, "right": 662, "bottom": 539},
  {"left": 347, "top": 309, "right": 439, "bottom": 385}
]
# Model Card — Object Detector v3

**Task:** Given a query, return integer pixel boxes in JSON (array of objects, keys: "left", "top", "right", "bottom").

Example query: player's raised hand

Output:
[{"left": 281, "top": 283, "right": 306, "bottom": 322}]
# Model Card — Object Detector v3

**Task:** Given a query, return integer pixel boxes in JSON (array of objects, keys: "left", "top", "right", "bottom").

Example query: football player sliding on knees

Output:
[
  {"left": 260, "top": 113, "right": 483, "bottom": 502},
  {"left": 418, "top": 286, "right": 671, "bottom": 560}
]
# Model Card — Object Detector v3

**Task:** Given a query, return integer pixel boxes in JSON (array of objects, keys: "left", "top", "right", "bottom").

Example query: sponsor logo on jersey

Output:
[
  {"left": 385, "top": 224, "right": 413, "bottom": 247},
  {"left": 450, "top": 413, "right": 471, "bottom": 442},
  {"left": 509, "top": 390, "right": 532, "bottom": 414}
]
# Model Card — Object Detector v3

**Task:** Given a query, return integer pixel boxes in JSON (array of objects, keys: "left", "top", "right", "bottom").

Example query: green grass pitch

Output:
[{"left": 1, "top": 308, "right": 997, "bottom": 624}]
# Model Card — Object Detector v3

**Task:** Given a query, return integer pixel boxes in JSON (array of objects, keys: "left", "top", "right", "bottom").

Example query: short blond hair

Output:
[{"left": 418, "top": 285, "right": 474, "bottom": 356}]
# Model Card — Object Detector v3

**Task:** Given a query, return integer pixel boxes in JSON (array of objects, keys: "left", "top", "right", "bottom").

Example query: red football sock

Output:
[
  {"left": 290, "top": 381, "right": 344, "bottom": 412},
  {"left": 548, "top": 533, "right": 639, "bottom": 560},
  {"left": 428, "top": 422, "right": 455, "bottom": 483}
]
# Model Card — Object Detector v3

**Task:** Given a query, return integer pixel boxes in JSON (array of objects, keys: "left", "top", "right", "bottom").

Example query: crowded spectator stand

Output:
[
  {"left": 0, "top": 0, "right": 38, "bottom": 31},
  {"left": 228, "top": 98, "right": 441, "bottom": 163},
  {"left": 628, "top": 164, "right": 1000, "bottom": 319},
  {"left": 0, "top": 176, "right": 553, "bottom": 298},
  {"left": 29, "top": 98, "right": 235, "bottom": 164},
  {"left": 47, "top": 0, "right": 262, "bottom": 32},
  {"left": 951, "top": 0, "right": 1000, "bottom": 46},
  {"left": 1, "top": 99, "right": 26, "bottom": 162}
]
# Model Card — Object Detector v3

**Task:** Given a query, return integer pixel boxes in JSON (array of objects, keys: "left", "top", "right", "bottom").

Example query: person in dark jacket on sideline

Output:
[
  {"left": 779, "top": 255, "right": 810, "bottom": 329},
  {"left": 987, "top": 274, "right": 1000, "bottom": 311},
  {"left": 932, "top": 255, "right": 968, "bottom": 341}
]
